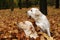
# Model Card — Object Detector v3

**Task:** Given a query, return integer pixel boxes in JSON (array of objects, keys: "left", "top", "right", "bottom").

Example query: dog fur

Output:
[
  {"left": 27, "top": 8, "right": 51, "bottom": 36},
  {"left": 17, "top": 21, "right": 38, "bottom": 39}
]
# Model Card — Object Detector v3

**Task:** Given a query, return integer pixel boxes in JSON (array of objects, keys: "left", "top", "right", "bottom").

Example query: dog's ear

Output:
[
  {"left": 35, "top": 13, "right": 40, "bottom": 16},
  {"left": 35, "top": 10, "right": 43, "bottom": 16},
  {"left": 35, "top": 11, "right": 41, "bottom": 16}
]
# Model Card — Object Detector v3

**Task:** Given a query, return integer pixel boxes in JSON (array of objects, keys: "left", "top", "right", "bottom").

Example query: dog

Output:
[
  {"left": 27, "top": 8, "right": 51, "bottom": 36},
  {"left": 17, "top": 21, "right": 38, "bottom": 39}
]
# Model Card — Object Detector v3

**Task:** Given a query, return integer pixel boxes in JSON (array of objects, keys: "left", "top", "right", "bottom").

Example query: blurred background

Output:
[
  {"left": 0, "top": 0, "right": 59, "bottom": 9},
  {"left": 0, "top": 0, "right": 60, "bottom": 15}
]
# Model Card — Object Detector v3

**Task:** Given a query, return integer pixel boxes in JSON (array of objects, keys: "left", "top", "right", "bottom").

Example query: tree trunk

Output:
[
  {"left": 56, "top": 0, "right": 59, "bottom": 8},
  {"left": 18, "top": 0, "right": 22, "bottom": 9},
  {"left": 39, "top": 0, "right": 47, "bottom": 15},
  {"left": 26, "top": 0, "right": 29, "bottom": 8},
  {"left": 10, "top": 0, "right": 14, "bottom": 11}
]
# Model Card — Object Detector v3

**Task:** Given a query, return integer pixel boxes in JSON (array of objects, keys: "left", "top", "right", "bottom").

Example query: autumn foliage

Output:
[{"left": 0, "top": 6, "right": 60, "bottom": 40}]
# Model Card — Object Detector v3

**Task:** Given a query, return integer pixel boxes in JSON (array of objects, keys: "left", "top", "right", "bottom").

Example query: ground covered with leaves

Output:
[{"left": 0, "top": 6, "right": 60, "bottom": 40}]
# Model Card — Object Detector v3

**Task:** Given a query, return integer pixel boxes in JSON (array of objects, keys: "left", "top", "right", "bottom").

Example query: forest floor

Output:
[{"left": 0, "top": 6, "right": 60, "bottom": 40}]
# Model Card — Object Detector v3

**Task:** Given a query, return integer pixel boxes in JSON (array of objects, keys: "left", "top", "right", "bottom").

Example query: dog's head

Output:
[
  {"left": 27, "top": 8, "right": 42, "bottom": 19},
  {"left": 18, "top": 21, "right": 33, "bottom": 30},
  {"left": 18, "top": 22, "right": 27, "bottom": 30}
]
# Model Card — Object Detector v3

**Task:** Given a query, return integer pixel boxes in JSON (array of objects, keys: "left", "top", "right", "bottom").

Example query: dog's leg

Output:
[{"left": 46, "top": 28, "right": 51, "bottom": 37}]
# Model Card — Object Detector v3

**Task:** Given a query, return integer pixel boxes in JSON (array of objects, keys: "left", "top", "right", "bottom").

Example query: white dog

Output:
[
  {"left": 27, "top": 8, "right": 51, "bottom": 36},
  {"left": 17, "top": 21, "right": 38, "bottom": 39}
]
